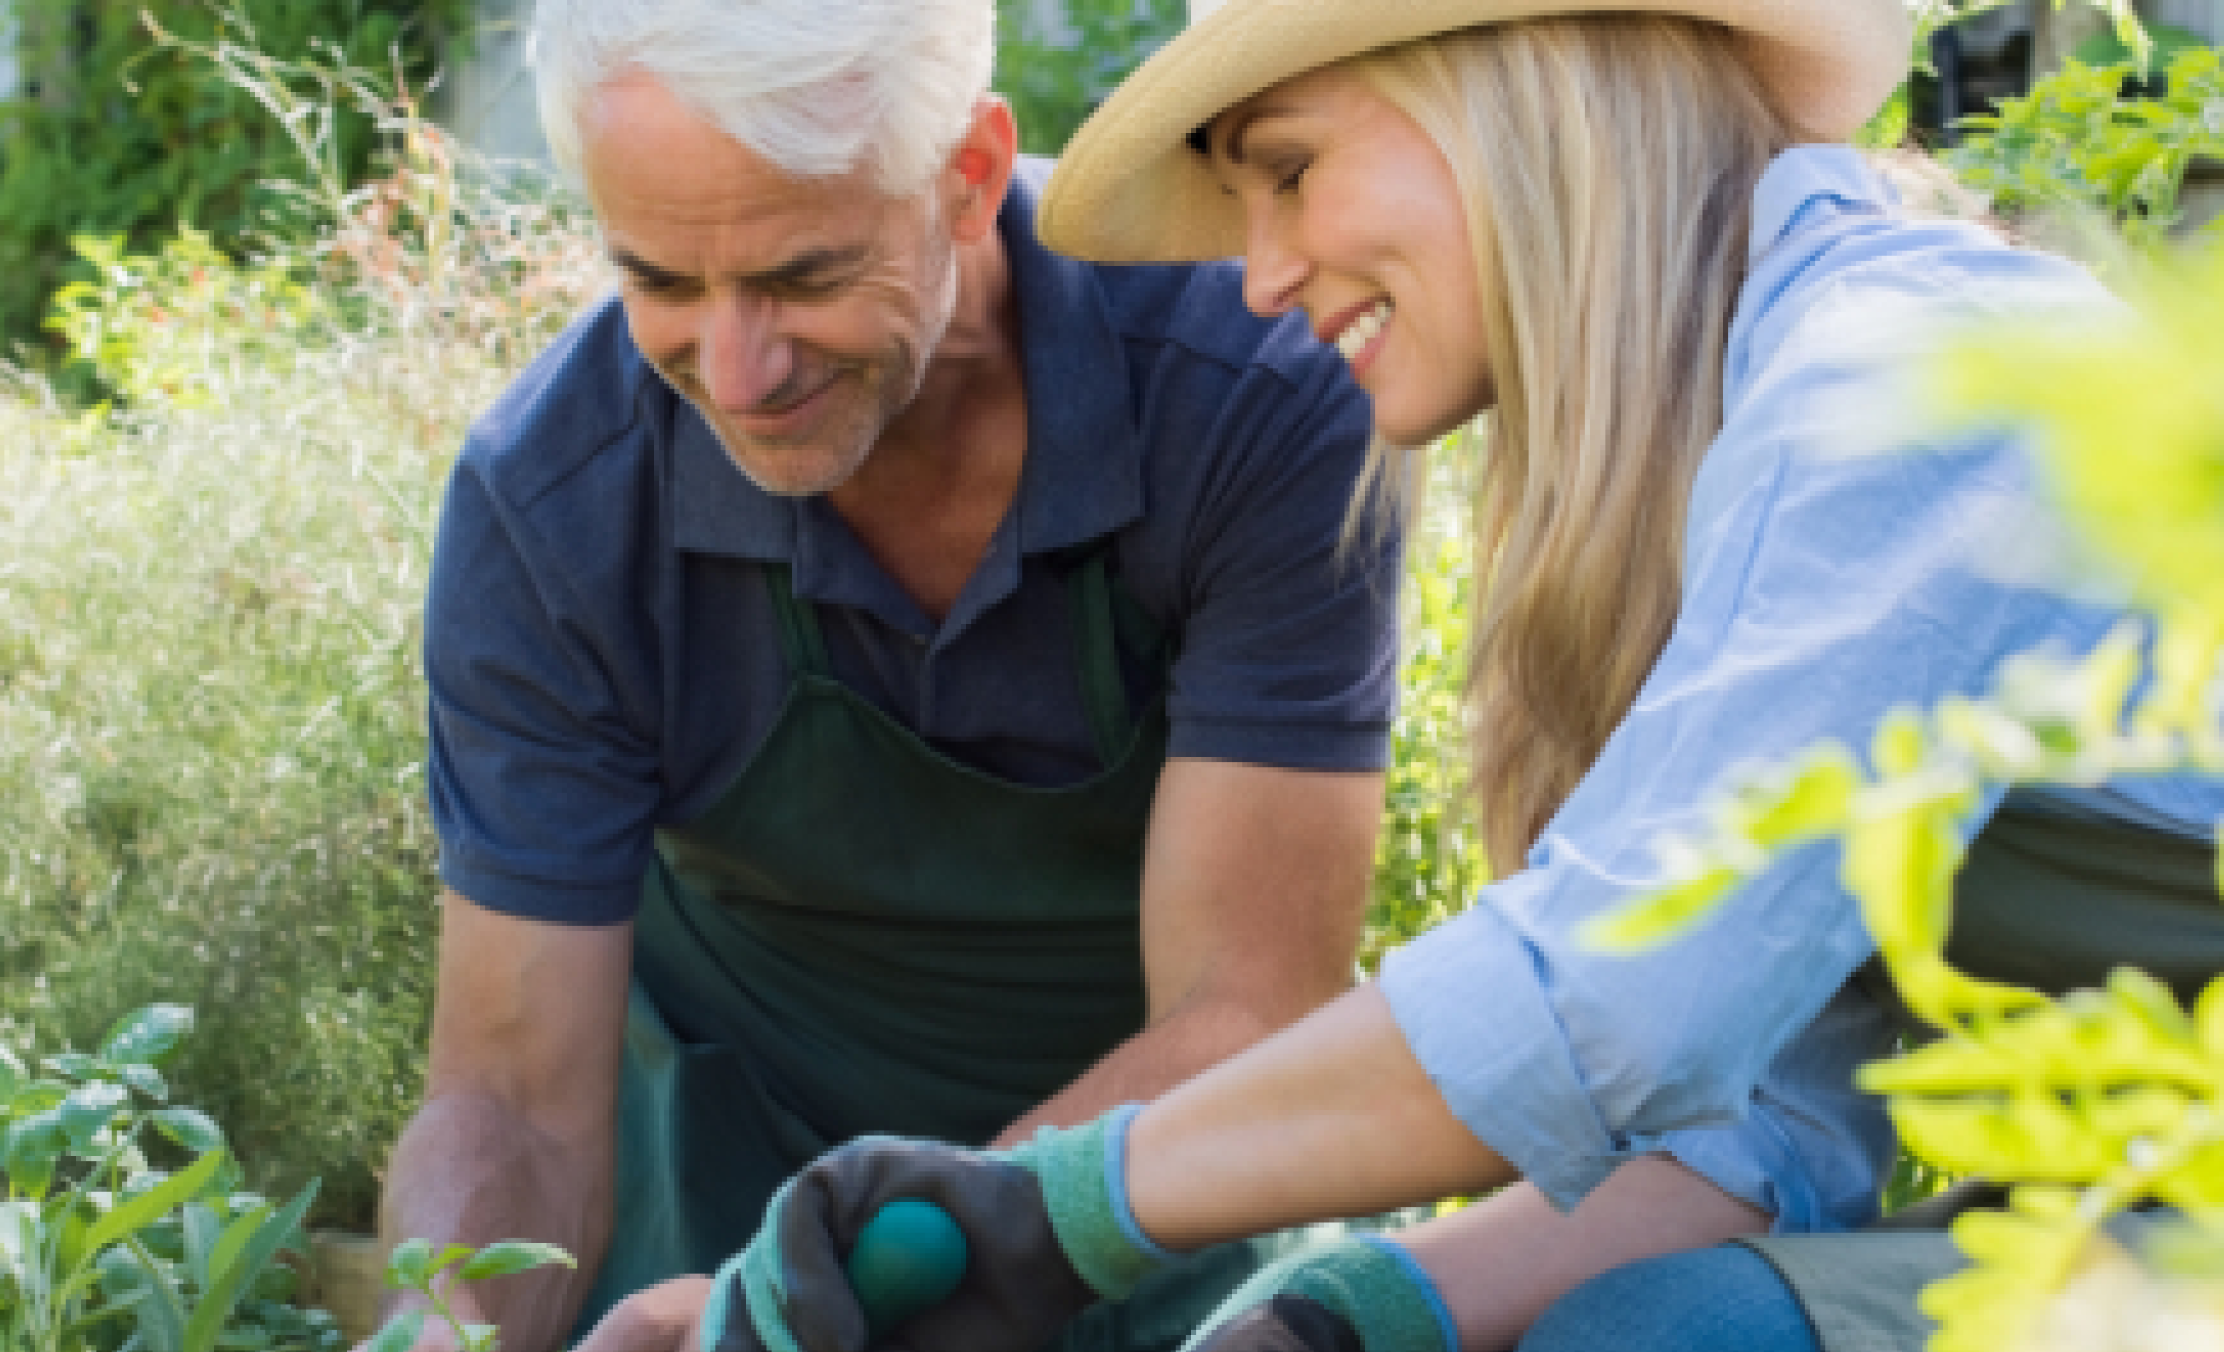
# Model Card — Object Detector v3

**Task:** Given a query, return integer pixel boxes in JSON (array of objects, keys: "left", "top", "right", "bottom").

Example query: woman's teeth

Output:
[{"left": 1336, "top": 301, "right": 1392, "bottom": 361}]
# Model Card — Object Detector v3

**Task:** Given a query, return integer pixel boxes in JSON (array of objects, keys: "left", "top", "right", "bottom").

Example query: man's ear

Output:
[{"left": 944, "top": 96, "right": 1019, "bottom": 244}]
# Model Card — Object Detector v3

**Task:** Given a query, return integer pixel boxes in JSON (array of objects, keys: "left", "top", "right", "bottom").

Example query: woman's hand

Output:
[
  {"left": 1176, "top": 1238, "right": 1454, "bottom": 1352},
  {"left": 682, "top": 1116, "right": 1173, "bottom": 1352}
]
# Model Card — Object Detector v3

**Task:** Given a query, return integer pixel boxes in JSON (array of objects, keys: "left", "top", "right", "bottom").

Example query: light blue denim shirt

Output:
[{"left": 1377, "top": 146, "right": 2224, "bottom": 1233}]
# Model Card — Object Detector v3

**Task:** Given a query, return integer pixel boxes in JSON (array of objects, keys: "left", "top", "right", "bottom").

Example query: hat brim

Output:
[{"left": 1038, "top": 0, "right": 1911, "bottom": 263}]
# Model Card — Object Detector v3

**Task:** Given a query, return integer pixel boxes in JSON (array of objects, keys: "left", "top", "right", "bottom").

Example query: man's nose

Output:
[{"left": 697, "top": 295, "right": 793, "bottom": 412}]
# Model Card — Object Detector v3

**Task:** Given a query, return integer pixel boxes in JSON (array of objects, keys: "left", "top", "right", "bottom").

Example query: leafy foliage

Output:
[
  {"left": 0, "top": 1005, "right": 342, "bottom": 1352},
  {"left": 0, "top": 0, "right": 472, "bottom": 367},
  {"left": 1590, "top": 236, "right": 2224, "bottom": 1350},
  {"left": 46, "top": 232, "right": 322, "bottom": 414},
  {"left": 1366, "top": 532, "right": 1487, "bottom": 969},
  {"left": 1951, "top": 45, "right": 2224, "bottom": 252},
  {"left": 361, "top": 1239, "right": 572, "bottom": 1352},
  {"left": 996, "top": 0, "right": 1184, "bottom": 155},
  {"left": 0, "top": 46, "right": 603, "bottom": 1229}
]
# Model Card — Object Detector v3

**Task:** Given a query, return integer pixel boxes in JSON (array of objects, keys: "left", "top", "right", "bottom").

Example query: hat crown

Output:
[{"left": 1043, "top": 0, "right": 1914, "bottom": 263}]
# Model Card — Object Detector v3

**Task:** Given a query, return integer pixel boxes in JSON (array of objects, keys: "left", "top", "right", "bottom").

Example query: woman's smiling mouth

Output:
[{"left": 1329, "top": 298, "right": 1393, "bottom": 367}]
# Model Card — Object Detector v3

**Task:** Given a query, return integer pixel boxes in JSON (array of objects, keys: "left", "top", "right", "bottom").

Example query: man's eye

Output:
[
  {"left": 629, "top": 273, "right": 695, "bottom": 300},
  {"left": 776, "top": 274, "right": 848, "bottom": 300},
  {"left": 1272, "top": 159, "right": 1311, "bottom": 194}
]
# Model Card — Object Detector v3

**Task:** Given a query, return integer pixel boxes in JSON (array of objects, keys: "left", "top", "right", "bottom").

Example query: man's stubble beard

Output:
[{"left": 710, "top": 217, "right": 962, "bottom": 500}]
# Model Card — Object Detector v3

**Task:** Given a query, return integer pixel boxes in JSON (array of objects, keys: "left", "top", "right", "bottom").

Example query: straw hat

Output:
[{"left": 1037, "top": 0, "right": 1912, "bottom": 263}]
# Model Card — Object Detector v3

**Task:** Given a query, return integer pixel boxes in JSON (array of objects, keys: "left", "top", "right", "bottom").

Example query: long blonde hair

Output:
[{"left": 1352, "top": 16, "right": 1794, "bottom": 870}]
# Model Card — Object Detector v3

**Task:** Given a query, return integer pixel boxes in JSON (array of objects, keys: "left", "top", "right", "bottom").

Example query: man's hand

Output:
[
  {"left": 374, "top": 892, "right": 634, "bottom": 1352},
  {"left": 573, "top": 1277, "right": 716, "bottom": 1352}
]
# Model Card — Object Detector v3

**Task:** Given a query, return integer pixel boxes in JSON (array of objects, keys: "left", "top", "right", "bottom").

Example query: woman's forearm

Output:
[
  {"left": 1125, "top": 984, "right": 1513, "bottom": 1248},
  {"left": 1400, "top": 1156, "right": 1770, "bottom": 1351}
]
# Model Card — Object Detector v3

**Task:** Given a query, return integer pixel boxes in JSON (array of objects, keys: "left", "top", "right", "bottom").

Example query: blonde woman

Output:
[{"left": 572, "top": 2, "right": 2224, "bottom": 1351}]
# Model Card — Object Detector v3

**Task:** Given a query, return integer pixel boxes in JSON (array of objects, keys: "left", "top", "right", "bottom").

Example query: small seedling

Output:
[
  {"left": 0, "top": 1003, "right": 335, "bottom": 1352},
  {"left": 363, "top": 1239, "right": 575, "bottom": 1352}
]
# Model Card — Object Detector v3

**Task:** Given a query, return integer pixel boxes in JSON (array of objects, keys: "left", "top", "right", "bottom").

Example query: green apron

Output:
[
  {"left": 1742, "top": 802, "right": 2224, "bottom": 1352},
  {"left": 575, "top": 553, "right": 1282, "bottom": 1349}
]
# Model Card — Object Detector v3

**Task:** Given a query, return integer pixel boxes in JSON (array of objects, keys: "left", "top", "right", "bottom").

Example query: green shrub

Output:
[
  {"left": 996, "top": 0, "right": 1184, "bottom": 156},
  {"left": 0, "top": 0, "right": 471, "bottom": 369},
  {"left": 0, "top": 1004, "right": 343, "bottom": 1352},
  {"left": 0, "top": 81, "right": 602, "bottom": 1227},
  {"left": 1950, "top": 44, "right": 2224, "bottom": 255},
  {"left": 1366, "top": 524, "right": 1486, "bottom": 968}
]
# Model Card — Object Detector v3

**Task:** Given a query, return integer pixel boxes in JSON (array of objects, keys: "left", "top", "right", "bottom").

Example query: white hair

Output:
[{"left": 532, "top": 0, "right": 996, "bottom": 194}]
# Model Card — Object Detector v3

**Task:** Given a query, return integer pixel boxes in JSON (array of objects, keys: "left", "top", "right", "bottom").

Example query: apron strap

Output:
[
  {"left": 761, "top": 550, "right": 1163, "bottom": 770},
  {"left": 1070, "top": 551, "right": 1137, "bottom": 770},
  {"left": 762, "top": 564, "right": 833, "bottom": 679}
]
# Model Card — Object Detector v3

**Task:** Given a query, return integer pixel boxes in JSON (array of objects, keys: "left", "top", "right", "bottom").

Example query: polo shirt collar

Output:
[
  {"left": 666, "top": 159, "right": 1144, "bottom": 566},
  {"left": 1748, "top": 145, "right": 1894, "bottom": 267}
]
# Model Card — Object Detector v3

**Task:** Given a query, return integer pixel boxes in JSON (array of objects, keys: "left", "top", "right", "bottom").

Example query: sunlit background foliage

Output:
[{"left": 2, "top": 17, "right": 2222, "bottom": 1352}]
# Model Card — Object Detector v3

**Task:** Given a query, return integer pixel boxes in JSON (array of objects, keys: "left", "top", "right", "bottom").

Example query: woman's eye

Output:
[{"left": 1272, "top": 160, "right": 1311, "bottom": 194}]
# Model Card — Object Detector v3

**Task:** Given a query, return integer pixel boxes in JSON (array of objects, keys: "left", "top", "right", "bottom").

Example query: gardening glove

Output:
[
  {"left": 1176, "top": 1236, "right": 1456, "bottom": 1352},
  {"left": 702, "top": 1104, "right": 1175, "bottom": 1352}
]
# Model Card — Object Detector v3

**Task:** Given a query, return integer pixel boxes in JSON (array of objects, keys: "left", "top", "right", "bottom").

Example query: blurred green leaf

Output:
[
  {"left": 458, "top": 1239, "right": 575, "bottom": 1283},
  {"left": 181, "top": 1179, "right": 316, "bottom": 1352},
  {"left": 149, "top": 1108, "right": 225, "bottom": 1156},
  {"left": 362, "top": 1306, "right": 423, "bottom": 1352},
  {"left": 56, "top": 1081, "right": 130, "bottom": 1153},
  {"left": 386, "top": 1237, "right": 436, "bottom": 1289},
  {"left": 101, "top": 1005, "right": 194, "bottom": 1067}
]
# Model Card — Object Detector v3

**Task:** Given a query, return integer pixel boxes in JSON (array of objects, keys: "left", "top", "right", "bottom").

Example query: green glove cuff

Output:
[
  {"left": 701, "top": 1245, "right": 754, "bottom": 1352},
  {"left": 718, "top": 1176, "right": 806, "bottom": 1352},
  {"left": 1185, "top": 1236, "right": 1456, "bottom": 1352},
  {"left": 1004, "top": 1104, "right": 1172, "bottom": 1301}
]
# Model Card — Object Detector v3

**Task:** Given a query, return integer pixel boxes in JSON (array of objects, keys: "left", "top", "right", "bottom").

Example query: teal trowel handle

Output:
[{"left": 844, "top": 1198, "right": 970, "bottom": 1339}]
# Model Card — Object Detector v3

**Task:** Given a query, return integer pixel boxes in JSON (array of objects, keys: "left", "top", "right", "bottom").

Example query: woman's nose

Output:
[{"left": 1241, "top": 216, "right": 1310, "bottom": 319}]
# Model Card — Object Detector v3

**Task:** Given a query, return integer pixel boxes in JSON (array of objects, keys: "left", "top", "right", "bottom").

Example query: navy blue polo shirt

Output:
[{"left": 426, "top": 161, "right": 1399, "bottom": 925}]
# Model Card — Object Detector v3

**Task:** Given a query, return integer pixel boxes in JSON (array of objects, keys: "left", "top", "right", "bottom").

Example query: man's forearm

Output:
[
  {"left": 991, "top": 977, "right": 1350, "bottom": 1148},
  {"left": 380, "top": 1091, "right": 616, "bottom": 1352}
]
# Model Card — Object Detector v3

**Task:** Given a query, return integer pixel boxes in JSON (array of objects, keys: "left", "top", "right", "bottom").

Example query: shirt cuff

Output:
[
  {"left": 1167, "top": 717, "right": 1391, "bottom": 772},
  {"left": 1376, "top": 900, "right": 1627, "bottom": 1211},
  {"left": 437, "top": 852, "right": 645, "bottom": 925}
]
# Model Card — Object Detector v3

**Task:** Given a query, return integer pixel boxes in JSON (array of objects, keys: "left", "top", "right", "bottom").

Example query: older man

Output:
[{"left": 374, "top": 0, "right": 1400, "bottom": 1349}]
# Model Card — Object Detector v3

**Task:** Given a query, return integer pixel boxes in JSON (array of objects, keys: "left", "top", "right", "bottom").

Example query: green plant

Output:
[
  {"left": 1366, "top": 529, "right": 1487, "bottom": 969},
  {"left": 360, "top": 1241, "right": 573, "bottom": 1352},
  {"left": 1951, "top": 44, "right": 2224, "bottom": 253},
  {"left": 0, "top": 0, "right": 473, "bottom": 370},
  {"left": 996, "top": 0, "right": 1184, "bottom": 155},
  {"left": 46, "top": 231, "right": 322, "bottom": 414},
  {"left": 1855, "top": 0, "right": 2162, "bottom": 151},
  {"left": 1591, "top": 238, "right": 2224, "bottom": 1351},
  {"left": 0, "top": 1004, "right": 342, "bottom": 1352},
  {"left": 0, "top": 49, "right": 603, "bottom": 1228}
]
